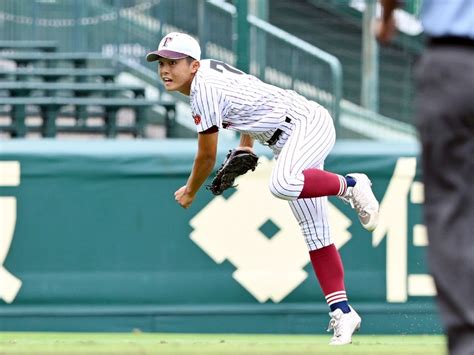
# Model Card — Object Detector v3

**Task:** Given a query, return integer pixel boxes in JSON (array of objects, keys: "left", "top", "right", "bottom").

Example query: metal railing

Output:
[{"left": 248, "top": 14, "right": 342, "bottom": 127}]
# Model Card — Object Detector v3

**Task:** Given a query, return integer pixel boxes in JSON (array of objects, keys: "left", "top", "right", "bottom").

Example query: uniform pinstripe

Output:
[{"left": 191, "top": 59, "right": 336, "bottom": 250}]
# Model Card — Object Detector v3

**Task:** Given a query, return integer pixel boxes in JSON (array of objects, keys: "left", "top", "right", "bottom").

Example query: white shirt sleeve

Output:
[{"left": 191, "top": 81, "right": 223, "bottom": 133}]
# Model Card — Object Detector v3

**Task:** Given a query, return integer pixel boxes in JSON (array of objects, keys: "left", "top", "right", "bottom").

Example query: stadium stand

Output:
[
  {"left": 0, "top": 40, "right": 58, "bottom": 52},
  {"left": 0, "top": 52, "right": 107, "bottom": 68},
  {"left": 0, "top": 68, "right": 116, "bottom": 82},
  {"left": 0, "top": 82, "right": 145, "bottom": 98},
  {"left": 0, "top": 0, "right": 418, "bottom": 141},
  {"left": 0, "top": 43, "right": 174, "bottom": 138},
  {"left": 0, "top": 96, "right": 155, "bottom": 137}
]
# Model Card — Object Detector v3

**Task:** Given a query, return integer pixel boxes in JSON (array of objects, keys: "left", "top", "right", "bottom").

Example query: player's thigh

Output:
[{"left": 274, "top": 108, "right": 335, "bottom": 178}]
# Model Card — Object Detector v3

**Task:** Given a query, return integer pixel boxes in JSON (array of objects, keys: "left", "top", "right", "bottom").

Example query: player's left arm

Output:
[
  {"left": 175, "top": 128, "right": 218, "bottom": 208},
  {"left": 238, "top": 133, "right": 254, "bottom": 152}
]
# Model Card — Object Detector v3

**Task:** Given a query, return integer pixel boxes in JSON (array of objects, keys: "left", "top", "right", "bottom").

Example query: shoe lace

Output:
[
  {"left": 352, "top": 197, "right": 367, "bottom": 216},
  {"left": 327, "top": 316, "right": 342, "bottom": 337},
  {"left": 338, "top": 188, "right": 352, "bottom": 205},
  {"left": 340, "top": 187, "right": 368, "bottom": 216}
]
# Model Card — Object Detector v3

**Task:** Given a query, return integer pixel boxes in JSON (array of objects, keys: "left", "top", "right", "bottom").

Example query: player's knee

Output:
[
  {"left": 268, "top": 180, "right": 298, "bottom": 201},
  {"left": 302, "top": 225, "right": 332, "bottom": 250}
]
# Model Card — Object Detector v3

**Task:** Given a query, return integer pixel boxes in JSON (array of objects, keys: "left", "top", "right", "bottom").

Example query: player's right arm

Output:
[
  {"left": 175, "top": 129, "right": 218, "bottom": 208},
  {"left": 376, "top": 0, "right": 400, "bottom": 44}
]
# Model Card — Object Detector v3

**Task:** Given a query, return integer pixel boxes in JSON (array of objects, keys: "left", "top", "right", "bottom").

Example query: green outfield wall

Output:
[{"left": 0, "top": 140, "right": 442, "bottom": 334}]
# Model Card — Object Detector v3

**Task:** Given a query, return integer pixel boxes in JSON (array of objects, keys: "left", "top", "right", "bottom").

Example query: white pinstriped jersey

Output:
[
  {"left": 190, "top": 59, "right": 324, "bottom": 147},
  {"left": 190, "top": 59, "right": 336, "bottom": 251}
]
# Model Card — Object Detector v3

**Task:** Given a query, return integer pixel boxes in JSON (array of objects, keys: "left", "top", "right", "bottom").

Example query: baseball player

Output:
[{"left": 147, "top": 32, "right": 379, "bottom": 345}]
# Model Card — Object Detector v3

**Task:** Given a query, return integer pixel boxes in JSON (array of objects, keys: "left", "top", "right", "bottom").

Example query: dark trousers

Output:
[{"left": 415, "top": 44, "right": 474, "bottom": 355}]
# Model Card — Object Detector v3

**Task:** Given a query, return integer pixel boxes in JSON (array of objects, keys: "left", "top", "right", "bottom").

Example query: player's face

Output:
[{"left": 158, "top": 58, "right": 199, "bottom": 96}]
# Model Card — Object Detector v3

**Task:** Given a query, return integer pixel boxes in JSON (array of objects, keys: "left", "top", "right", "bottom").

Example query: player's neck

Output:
[
  {"left": 178, "top": 73, "right": 196, "bottom": 96},
  {"left": 179, "top": 85, "right": 192, "bottom": 96}
]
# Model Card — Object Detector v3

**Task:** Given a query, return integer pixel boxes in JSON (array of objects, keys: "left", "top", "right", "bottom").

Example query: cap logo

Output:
[
  {"left": 163, "top": 36, "right": 173, "bottom": 47},
  {"left": 193, "top": 114, "right": 201, "bottom": 125}
]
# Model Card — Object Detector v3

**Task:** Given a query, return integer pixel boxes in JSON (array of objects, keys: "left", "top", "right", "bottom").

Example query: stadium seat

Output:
[
  {"left": 0, "top": 40, "right": 58, "bottom": 52},
  {"left": 0, "top": 97, "right": 161, "bottom": 138}
]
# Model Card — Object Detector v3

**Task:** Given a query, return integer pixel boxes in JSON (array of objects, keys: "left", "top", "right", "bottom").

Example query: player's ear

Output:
[{"left": 191, "top": 59, "right": 200, "bottom": 74}]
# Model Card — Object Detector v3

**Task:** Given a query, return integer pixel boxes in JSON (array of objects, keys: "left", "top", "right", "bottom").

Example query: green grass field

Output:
[{"left": 0, "top": 332, "right": 446, "bottom": 355}]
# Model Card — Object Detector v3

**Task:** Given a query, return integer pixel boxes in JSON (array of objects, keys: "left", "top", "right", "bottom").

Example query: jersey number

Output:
[{"left": 210, "top": 60, "right": 243, "bottom": 75}]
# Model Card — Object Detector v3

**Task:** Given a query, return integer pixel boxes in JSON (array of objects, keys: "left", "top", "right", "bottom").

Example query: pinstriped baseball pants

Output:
[{"left": 269, "top": 100, "right": 336, "bottom": 251}]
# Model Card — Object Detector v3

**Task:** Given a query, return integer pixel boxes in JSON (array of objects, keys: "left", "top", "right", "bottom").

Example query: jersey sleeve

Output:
[{"left": 191, "top": 82, "right": 223, "bottom": 133}]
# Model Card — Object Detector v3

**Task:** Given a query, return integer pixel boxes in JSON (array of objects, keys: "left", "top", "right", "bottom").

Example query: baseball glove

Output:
[{"left": 207, "top": 149, "right": 259, "bottom": 195}]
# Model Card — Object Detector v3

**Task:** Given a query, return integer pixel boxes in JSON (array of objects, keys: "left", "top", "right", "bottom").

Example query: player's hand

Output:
[
  {"left": 375, "top": 16, "right": 396, "bottom": 44},
  {"left": 174, "top": 185, "right": 195, "bottom": 209}
]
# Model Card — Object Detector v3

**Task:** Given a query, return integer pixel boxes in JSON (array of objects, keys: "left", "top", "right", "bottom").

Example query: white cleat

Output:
[
  {"left": 340, "top": 173, "right": 379, "bottom": 231},
  {"left": 327, "top": 306, "right": 362, "bottom": 345}
]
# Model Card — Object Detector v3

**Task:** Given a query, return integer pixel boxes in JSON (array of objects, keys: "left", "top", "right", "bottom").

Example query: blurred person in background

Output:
[{"left": 377, "top": 1, "right": 474, "bottom": 354}]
